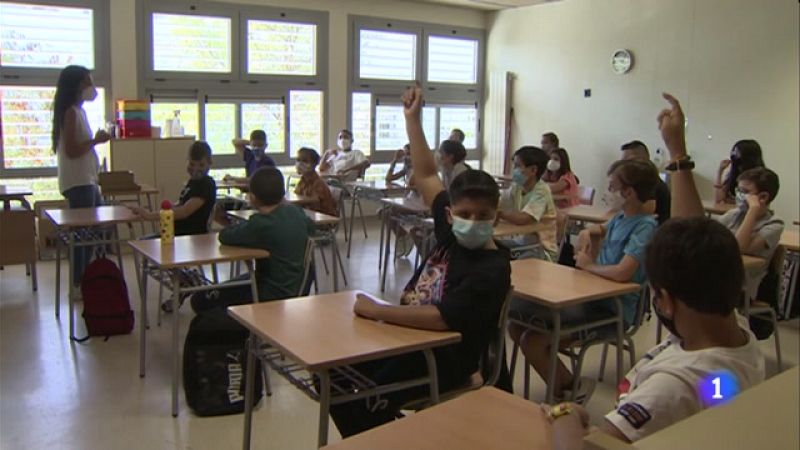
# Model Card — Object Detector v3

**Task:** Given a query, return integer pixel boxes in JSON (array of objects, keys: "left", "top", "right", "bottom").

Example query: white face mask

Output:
[
  {"left": 295, "top": 161, "right": 311, "bottom": 175},
  {"left": 735, "top": 190, "right": 749, "bottom": 210},
  {"left": 602, "top": 189, "right": 627, "bottom": 210},
  {"left": 82, "top": 86, "right": 98, "bottom": 102},
  {"left": 338, "top": 138, "right": 352, "bottom": 150},
  {"left": 547, "top": 160, "right": 561, "bottom": 172}
]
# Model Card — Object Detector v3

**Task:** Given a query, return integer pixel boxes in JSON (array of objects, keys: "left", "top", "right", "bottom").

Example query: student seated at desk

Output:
[
  {"left": 657, "top": 95, "right": 784, "bottom": 318},
  {"left": 543, "top": 148, "right": 580, "bottom": 209},
  {"left": 438, "top": 140, "right": 470, "bottom": 189},
  {"left": 549, "top": 218, "right": 765, "bottom": 448},
  {"left": 714, "top": 139, "right": 764, "bottom": 205},
  {"left": 319, "top": 129, "right": 371, "bottom": 182},
  {"left": 386, "top": 143, "right": 414, "bottom": 186},
  {"left": 131, "top": 141, "right": 216, "bottom": 237},
  {"left": 448, "top": 128, "right": 465, "bottom": 144},
  {"left": 496, "top": 146, "right": 558, "bottom": 260},
  {"left": 223, "top": 129, "right": 276, "bottom": 184},
  {"left": 294, "top": 147, "right": 338, "bottom": 217},
  {"left": 332, "top": 86, "right": 511, "bottom": 438},
  {"left": 509, "top": 159, "right": 659, "bottom": 402},
  {"left": 192, "top": 167, "right": 313, "bottom": 312},
  {"left": 620, "top": 140, "right": 671, "bottom": 225}
]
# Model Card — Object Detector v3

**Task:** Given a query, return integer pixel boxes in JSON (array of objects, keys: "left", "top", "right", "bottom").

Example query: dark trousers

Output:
[
  {"left": 327, "top": 352, "right": 462, "bottom": 438},
  {"left": 62, "top": 184, "right": 102, "bottom": 285}
]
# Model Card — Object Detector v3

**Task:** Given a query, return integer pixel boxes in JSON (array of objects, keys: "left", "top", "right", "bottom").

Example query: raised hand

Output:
[
  {"left": 718, "top": 159, "right": 731, "bottom": 174},
  {"left": 657, "top": 93, "right": 687, "bottom": 159},
  {"left": 402, "top": 84, "right": 423, "bottom": 121}
]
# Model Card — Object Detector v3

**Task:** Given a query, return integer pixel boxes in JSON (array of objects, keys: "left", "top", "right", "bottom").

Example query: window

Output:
[
  {"left": 241, "top": 103, "right": 285, "bottom": 154},
  {"left": 1, "top": 86, "right": 106, "bottom": 170},
  {"left": 0, "top": 2, "right": 95, "bottom": 69},
  {"left": 0, "top": 0, "right": 109, "bottom": 180},
  {"left": 150, "top": 102, "right": 199, "bottom": 139},
  {"left": 359, "top": 30, "right": 417, "bottom": 81},
  {"left": 289, "top": 90, "right": 323, "bottom": 152},
  {"left": 247, "top": 20, "right": 316, "bottom": 76},
  {"left": 349, "top": 17, "right": 483, "bottom": 162},
  {"left": 427, "top": 36, "right": 478, "bottom": 84},
  {"left": 141, "top": 2, "right": 327, "bottom": 167},
  {"left": 152, "top": 13, "right": 232, "bottom": 73}
]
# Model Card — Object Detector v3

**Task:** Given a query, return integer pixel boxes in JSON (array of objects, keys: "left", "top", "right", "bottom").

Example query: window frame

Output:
[
  {"left": 348, "top": 16, "right": 484, "bottom": 165},
  {"left": 0, "top": 0, "right": 111, "bottom": 179},
  {"left": 139, "top": 1, "right": 328, "bottom": 171}
]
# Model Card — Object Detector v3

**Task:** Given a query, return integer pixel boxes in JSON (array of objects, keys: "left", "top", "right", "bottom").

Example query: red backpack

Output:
[{"left": 77, "top": 257, "right": 134, "bottom": 341}]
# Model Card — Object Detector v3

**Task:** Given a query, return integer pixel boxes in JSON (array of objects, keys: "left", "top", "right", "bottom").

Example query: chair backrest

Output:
[
  {"left": 628, "top": 285, "right": 651, "bottom": 337},
  {"left": 0, "top": 210, "right": 37, "bottom": 265},
  {"left": 98, "top": 171, "right": 138, "bottom": 192},
  {"left": 480, "top": 287, "right": 514, "bottom": 387},
  {"left": 578, "top": 186, "right": 595, "bottom": 206},
  {"left": 297, "top": 238, "right": 316, "bottom": 296}
]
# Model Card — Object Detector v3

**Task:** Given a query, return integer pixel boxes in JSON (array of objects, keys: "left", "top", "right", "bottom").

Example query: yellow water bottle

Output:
[{"left": 160, "top": 200, "right": 174, "bottom": 244}]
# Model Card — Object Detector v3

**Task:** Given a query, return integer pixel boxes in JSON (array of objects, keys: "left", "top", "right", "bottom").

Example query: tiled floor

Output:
[{"left": 1, "top": 218, "right": 797, "bottom": 449}]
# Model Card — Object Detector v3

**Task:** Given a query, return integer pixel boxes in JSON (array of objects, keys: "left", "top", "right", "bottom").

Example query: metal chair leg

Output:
[
  {"left": 318, "top": 244, "right": 330, "bottom": 275},
  {"left": 356, "top": 197, "right": 368, "bottom": 239},
  {"left": 31, "top": 261, "right": 38, "bottom": 292},
  {"left": 598, "top": 343, "right": 609, "bottom": 382},
  {"left": 771, "top": 310, "right": 783, "bottom": 371}
]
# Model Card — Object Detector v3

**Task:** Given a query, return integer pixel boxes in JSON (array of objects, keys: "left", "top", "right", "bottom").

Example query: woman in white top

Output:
[
  {"left": 52, "top": 65, "right": 110, "bottom": 287},
  {"left": 438, "top": 139, "right": 470, "bottom": 188},
  {"left": 319, "top": 129, "right": 370, "bottom": 182}
]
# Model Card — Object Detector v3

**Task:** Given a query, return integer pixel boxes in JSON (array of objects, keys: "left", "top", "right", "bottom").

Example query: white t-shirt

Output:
[
  {"left": 57, "top": 106, "right": 99, "bottom": 194},
  {"left": 605, "top": 315, "right": 765, "bottom": 442},
  {"left": 324, "top": 149, "right": 367, "bottom": 182}
]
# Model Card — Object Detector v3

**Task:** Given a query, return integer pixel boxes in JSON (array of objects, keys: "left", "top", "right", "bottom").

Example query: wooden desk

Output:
[
  {"left": 780, "top": 229, "right": 799, "bottom": 252},
  {"left": 702, "top": 200, "right": 735, "bottom": 216},
  {"left": 323, "top": 387, "right": 552, "bottom": 450},
  {"left": 634, "top": 367, "right": 799, "bottom": 450},
  {"left": 45, "top": 206, "right": 143, "bottom": 338},
  {"left": 0, "top": 185, "right": 33, "bottom": 210},
  {"left": 565, "top": 205, "right": 612, "bottom": 224},
  {"left": 217, "top": 179, "right": 249, "bottom": 191},
  {"left": 229, "top": 208, "right": 340, "bottom": 227},
  {"left": 493, "top": 221, "right": 543, "bottom": 238},
  {"left": 379, "top": 196, "right": 431, "bottom": 292},
  {"left": 224, "top": 192, "right": 316, "bottom": 207},
  {"left": 346, "top": 179, "right": 410, "bottom": 195},
  {"left": 344, "top": 180, "right": 412, "bottom": 258},
  {"left": 129, "top": 233, "right": 268, "bottom": 417},
  {"left": 228, "top": 290, "right": 461, "bottom": 448},
  {"left": 511, "top": 258, "right": 640, "bottom": 403}
]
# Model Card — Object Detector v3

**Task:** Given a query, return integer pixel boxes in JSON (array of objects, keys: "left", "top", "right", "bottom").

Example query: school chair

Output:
[
  {"left": 401, "top": 288, "right": 514, "bottom": 410},
  {"left": 0, "top": 209, "right": 38, "bottom": 291},
  {"left": 578, "top": 186, "right": 596, "bottom": 206},
  {"left": 313, "top": 187, "right": 348, "bottom": 287},
  {"left": 748, "top": 246, "right": 785, "bottom": 371}
]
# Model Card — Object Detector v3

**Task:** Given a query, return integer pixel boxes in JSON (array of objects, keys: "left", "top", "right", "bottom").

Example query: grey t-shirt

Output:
[{"left": 716, "top": 208, "right": 784, "bottom": 300}]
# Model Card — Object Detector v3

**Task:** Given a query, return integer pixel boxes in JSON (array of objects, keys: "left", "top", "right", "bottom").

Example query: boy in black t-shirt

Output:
[
  {"left": 329, "top": 86, "right": 512, "bottom": 438},
  {"left": 131, "top": 141, "right": 216, "bottom": 236}
]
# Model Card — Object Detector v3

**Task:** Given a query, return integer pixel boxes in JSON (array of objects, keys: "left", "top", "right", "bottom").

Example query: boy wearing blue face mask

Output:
[
  {"left": 131, "top": 141, "right": 216, "bottom": 236},
  {"left": 224, "top": 129, "right": 276, "bottom": 184},
  {"left": 497, "top": 146, "right": 558, "bottom": 260},
  {"left": 329, "top": 86, "right": 511, "bottom": 438},
  {"left": 509, "top": 158, "right": 659, "bottom": 402}
]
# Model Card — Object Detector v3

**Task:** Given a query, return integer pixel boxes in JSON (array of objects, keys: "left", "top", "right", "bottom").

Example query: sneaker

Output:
[{"left": 557, "top": 376, "right": 597, "bottom": 405}]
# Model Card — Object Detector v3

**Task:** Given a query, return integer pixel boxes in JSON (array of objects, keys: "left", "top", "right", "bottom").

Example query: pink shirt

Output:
[{"left": 552, "top": 171, "right": 580, "bottom": 208}]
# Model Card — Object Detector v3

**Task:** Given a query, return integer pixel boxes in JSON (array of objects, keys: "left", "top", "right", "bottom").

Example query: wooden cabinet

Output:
[{"left": 110, "top": 138, "right": 194, "bottom": 202}]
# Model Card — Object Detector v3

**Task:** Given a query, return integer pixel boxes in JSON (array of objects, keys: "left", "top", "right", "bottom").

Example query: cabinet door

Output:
[
  {"left": 110, "top": 140, "right": 156, "bottom": 186},
  {"left": 154, "top": 138, "right": 194, "bottom": 202}
]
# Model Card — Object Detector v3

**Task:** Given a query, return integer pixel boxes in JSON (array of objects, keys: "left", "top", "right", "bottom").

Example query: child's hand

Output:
[
  {"left": 718, "top": 159, "right": 731, "bottom": 174},
  {"left": 94, "top": 129, "right": 111, "bottom": 144},
  {"left": 574, "top": 249, "right": 593, "bottom": 269},
  {"left": 393, "top": 149, "right": 405, "bottom": 163},
  {"left": 129, "top": 205, "right": 145, "bottom": 216},
  {"left": 746, "top": 193, "right": 768, "bottom": 217},
  {"left": 657, "top": 93, "right": 687, "bottom": 160},
  {"left": 354, "top": 293, "right": 381, "bottom": 320},
  {"left": 576, "top": 229, "right": 593, "bottom": 254},
  {"left": 402, "top": 84, "right": 423, "bottom": 120}
]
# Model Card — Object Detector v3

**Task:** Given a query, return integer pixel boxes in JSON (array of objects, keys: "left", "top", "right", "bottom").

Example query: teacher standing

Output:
[{"left": 52, "top": 65, "right": 110, "bottom": 288}]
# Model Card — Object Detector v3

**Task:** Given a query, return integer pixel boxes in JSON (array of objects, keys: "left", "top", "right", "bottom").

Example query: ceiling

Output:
[{"left": 408, "top": 0, "right": 559, "bottom": 11}]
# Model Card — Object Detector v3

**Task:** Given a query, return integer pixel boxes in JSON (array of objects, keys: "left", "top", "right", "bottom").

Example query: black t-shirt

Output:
[
  {"left": 401, "top": 190, "right": 511, "bottom": 387},
  {"left": 174, "top": 175, "right": 216, "bottom": 236},
  {"left": 654, "top": 178, "right": 671, "bottom": 226}
]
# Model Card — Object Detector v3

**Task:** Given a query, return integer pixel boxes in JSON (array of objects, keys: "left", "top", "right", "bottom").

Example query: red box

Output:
[{"left": 118, "top": 119, "right": 152, "bottom": 138}]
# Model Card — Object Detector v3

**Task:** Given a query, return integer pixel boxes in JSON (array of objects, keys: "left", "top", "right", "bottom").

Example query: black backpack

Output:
[{"left": 183, "top": 307, "right": 263, "bottom": 416}]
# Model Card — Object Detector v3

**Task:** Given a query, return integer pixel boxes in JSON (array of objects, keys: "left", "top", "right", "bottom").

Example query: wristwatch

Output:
[{"left": 665, "top": 156, "right": 695, "bottom": 172}]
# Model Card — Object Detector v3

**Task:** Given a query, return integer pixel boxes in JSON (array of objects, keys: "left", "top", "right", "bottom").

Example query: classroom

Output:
[{"left": 0, "top": 0, "right": 798, "bottom": 449}]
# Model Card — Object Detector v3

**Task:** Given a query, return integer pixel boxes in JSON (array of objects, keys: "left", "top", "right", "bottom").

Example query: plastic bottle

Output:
[
  {"left": 160, "top": 200, "right": 175, "bottom": 244},
  {"left": 170, "top": 110, "right": 182, "bottom": 137}
]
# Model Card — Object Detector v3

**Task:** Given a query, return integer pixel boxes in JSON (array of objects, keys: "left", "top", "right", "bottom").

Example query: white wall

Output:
[
  {"left": 109, "top": 0, "right": 486, "bottom": 146},
  {"left": 486, "top": 0, "right": 799, "bottom": 221}
]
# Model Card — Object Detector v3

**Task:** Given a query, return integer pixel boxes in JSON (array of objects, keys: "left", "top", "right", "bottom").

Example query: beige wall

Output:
[
  {"left": 486, "top": 0, "right": 799, "bottom": 221},
  {"left": 109, "top": 0, "right": 485, "bottom": 147}
]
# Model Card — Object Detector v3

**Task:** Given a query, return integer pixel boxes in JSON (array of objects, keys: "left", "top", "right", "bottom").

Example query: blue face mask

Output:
[
  {"left": 512, "top": 167, "right": 528, "bottom": 185},
  {"left": 451, "top": 216, "right": 495, "bottom": 250}
]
